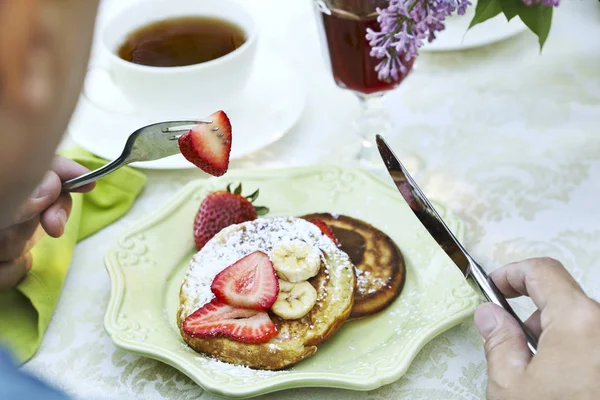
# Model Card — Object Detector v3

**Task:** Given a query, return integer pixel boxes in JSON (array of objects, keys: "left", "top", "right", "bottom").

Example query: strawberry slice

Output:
[
  {"left": 178, "top": 110, "right": 232, "bottom": 176},
  {"left": 211, "top": 251, "right": 279, "bottom": 311},
  {"left": 182, "top": 299, "right": 278, "bottom": 344},
  {"left": 309, "top": 219, "right": 339, "bottom": 246}
]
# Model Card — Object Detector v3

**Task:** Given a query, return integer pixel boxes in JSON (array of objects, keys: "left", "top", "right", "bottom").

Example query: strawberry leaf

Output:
[
  {"left": 234, "top": 183, "right": 242, "bottom": 195},
  {"left": 515, "top": 2, "right": 553, "bottom": 49},
  {"left": 226, "top": 183, "right": 233, "bottom": 193},
  {"left": 246, "top": 189, "right": 260, "bottom": 203},
  {"left": 254, "top": 206, "right": 269, "bottom": 216},
  {"left": 468, "top": 0, "right": 502, "bottom": 29}
]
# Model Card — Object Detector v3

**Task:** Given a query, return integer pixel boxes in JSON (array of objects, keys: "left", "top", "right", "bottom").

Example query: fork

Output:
[{"left": 61, "top": 120, "right": 211, "bottom": 191}]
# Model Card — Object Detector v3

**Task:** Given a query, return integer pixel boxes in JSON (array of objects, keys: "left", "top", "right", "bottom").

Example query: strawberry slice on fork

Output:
[{"left": 178, "top": 110, "right": 232, "bottom": 176}]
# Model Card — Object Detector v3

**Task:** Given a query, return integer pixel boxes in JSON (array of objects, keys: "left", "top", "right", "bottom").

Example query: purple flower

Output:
[
  {"left": 368, "top": 0, "right": 558, "bottom": 82},
  {"left": 366, "top": 0, "right": 471, "bottom": 81}
]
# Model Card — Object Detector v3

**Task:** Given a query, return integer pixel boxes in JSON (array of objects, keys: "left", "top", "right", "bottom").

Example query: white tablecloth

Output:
[{"left": 32, "top": 0, "right": 600, "bottom": 398}]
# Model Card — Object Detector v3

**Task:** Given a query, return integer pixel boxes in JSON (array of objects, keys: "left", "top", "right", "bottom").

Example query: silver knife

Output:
[{"left": 376, "top": 135, "right": 538, "bottom": 355}]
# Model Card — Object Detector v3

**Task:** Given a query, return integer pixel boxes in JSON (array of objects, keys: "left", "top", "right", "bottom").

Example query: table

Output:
[{"left": 31, "top": 0, "right": 600, "bottom": 399}]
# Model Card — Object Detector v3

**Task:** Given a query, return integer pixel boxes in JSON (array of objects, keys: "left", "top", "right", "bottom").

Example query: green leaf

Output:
[
  {"left": 254, "top": 206, "right": 269, "bottom": 216},
  {"left": 226, "top": 183, "right": 233, "bottom": 193},
  {"left": 246, "top": 189, "right": 259, "bottom": 202},
  {"left": 468, "top": 0, "right": 502, "bottom": 29},
  {"left": 234, "top": 183, "right": 242, "bottom": 195},
  {"left": 467, "top": 0, "right": 554, "bottom": 50},
  {"left": 515, "top": 2, "right": 553, "bottom": 49},
  {"left": 500, "top": 0, "right": 520, "bottom": 21}
]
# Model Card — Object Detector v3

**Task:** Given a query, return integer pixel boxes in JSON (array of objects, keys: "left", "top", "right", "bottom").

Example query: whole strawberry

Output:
[{"left": 194, "top": 183, "right": 268, "bottom": 250}]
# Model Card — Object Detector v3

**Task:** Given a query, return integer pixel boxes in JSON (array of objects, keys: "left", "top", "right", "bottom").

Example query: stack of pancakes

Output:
[
  {"left": 301, "top": 213, "right": 405, "bottom": 319},
  {"left": 178, "top": 215, "right": 405, "bottom": 370}
]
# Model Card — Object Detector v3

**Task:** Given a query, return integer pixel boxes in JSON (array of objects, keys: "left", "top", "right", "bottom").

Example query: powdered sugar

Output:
[
  {"left": 179, "top": 341, "right": 285, "bottom": 377},
  {"left": 355, "top": 269, "right": 393, "bottom": 295},
  {"left": 180, "top": 217, "right": 344, "bottom": 319}
]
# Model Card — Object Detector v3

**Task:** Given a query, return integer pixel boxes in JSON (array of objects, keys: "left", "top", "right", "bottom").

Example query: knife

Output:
[{"left": 376, "top": 135, "right": 538, "bottom": 355}]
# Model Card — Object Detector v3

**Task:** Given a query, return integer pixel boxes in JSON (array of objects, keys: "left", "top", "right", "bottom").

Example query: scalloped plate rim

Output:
[{"left": 104, "top": 165, "right": 479, "bottom": 398}]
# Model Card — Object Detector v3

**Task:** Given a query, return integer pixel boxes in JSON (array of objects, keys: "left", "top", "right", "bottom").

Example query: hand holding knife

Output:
[{"left": 376, "top": 135, "right": 538, "bottom": 355}]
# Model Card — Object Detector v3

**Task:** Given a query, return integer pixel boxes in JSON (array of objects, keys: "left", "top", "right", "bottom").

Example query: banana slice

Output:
[
  {"left": 271, "top": 280, "right": 318, "bottom": 320},
  {"left": 269, "top": 240, "right": 321, "bottom": 282}
]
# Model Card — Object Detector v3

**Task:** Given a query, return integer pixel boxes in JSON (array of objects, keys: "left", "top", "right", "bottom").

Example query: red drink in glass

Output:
[
  {"left": 313, "top": 0, "right": 417, "bottom": 167},
  {"left": 319, "top": 6, "right": 414, "bottom": 95}
]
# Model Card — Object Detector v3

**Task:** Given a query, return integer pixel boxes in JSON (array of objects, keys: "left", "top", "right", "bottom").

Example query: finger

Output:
[
  {"left": 0, "top": 217, "right": 40, "bottom": 261},
  {"left": 13, "top": 171, "right": 62, "bottom": 223},
  {"left": 51, "top": 156, "right": 96, "bottom": 193},
  {"left": 40, "top": 193, "right": 72, "bottom": 238},
  {"left": 475, "top": 303, "right": 530, "bottom": 393},
  {"left": 490, "top": 257, "right": 584, "bottom": 312},
  {"left": 0, "top": 252, "right": 33, "bottom": 292},
  {"left": 525, "top": 309, "right": 542, "bottom": 338}
]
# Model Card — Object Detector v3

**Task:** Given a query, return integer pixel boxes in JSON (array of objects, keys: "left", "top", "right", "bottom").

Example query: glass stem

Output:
[{"left": 353, "top": 93, "right": 391, "bottom": 166}]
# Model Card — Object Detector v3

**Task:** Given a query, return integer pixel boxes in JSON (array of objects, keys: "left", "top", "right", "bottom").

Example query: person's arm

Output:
[
  {"left": 0, "top": 0, "right": 99, "bottom": 229},
  {"left": 474, "top": 257, "right": 600, "bottom": 399},
  {"left": 0, "top": 1, "right": 99, "bottom": 397},
  {"left": 0, "top": 348, "right": 69, "bottom": 399}
]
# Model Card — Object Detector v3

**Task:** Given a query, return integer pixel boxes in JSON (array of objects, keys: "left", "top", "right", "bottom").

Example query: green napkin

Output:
[{"left": 0, "top": 147, "right": 146, "bottom": 363}]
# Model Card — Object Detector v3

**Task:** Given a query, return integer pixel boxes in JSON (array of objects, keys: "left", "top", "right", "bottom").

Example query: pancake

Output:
[
  {"left": 301, "top": 213, "right": 405, "bottom": 319},
  {"left": 177, "top": 217, "right": 355, "bottom": 370}
]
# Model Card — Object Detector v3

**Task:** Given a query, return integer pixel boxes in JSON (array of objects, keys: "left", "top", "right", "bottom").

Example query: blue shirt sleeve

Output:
[{"left": 0, "top": 347, "right": 70, "bottom": 400}]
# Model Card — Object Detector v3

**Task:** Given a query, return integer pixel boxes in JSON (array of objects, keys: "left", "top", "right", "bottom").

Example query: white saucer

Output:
[
  {"left": 68, "top": 45, "right": 305, "bottom": 170},
  {"left": 421, "top": 7, "right": 528, "bottom": 52}
]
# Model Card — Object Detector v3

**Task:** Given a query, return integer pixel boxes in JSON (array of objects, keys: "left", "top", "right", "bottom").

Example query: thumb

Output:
[
  {"left": 13, "top": 171, "right": 62, "bottom": 224},
  {"left": 475, "top": 303, "right": 531, "bottom": 392}
]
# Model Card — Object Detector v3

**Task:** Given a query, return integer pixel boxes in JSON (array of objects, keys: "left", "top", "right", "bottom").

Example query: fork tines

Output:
[{"left": 160, "top": 120, "right": 213, "bottom": 133}]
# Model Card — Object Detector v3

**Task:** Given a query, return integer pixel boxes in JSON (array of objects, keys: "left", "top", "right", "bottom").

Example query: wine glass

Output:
[{"left": 313, "top": 0, "right": 415, "bottom": 168}]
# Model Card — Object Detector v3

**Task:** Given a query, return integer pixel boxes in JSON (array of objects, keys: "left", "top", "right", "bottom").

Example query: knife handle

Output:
[{"left": 469, "top": 260, "right": 538, "bottom": 355}]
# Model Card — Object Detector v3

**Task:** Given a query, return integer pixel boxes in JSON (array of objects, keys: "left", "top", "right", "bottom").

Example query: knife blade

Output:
[{"left": 376, "top": 134, "right": 538, "bottom": 355}]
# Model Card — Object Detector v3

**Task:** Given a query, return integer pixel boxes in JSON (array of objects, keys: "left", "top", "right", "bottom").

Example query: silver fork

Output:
[{"left": 62, "top": 120, "right": 211, "bottom": 191}]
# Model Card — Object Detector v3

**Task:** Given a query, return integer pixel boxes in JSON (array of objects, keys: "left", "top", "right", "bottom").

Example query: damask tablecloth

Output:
[{"left": 28, "top": 0, "right": 600, "bottom": 399}]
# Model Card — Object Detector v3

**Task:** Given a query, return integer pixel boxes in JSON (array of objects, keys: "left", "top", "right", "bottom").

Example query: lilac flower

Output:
[
  {"left": 366, "top": 0, "right": 471, "bottom": 81},
  {"left": 367, "top": 0, "right": 558, "bottom": 82}
]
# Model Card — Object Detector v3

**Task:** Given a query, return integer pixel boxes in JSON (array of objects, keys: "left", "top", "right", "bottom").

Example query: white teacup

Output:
[{"left": 92, "top": 0, "right": 258, "bottom": 118}]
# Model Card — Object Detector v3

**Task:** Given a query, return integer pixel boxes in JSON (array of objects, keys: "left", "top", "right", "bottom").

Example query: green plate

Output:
[{"left": 104, "top": 166, "right": 480, "bottom": 398}]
